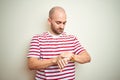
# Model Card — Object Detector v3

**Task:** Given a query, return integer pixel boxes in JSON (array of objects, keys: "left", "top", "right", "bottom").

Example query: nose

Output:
[{"left": 60, "top": 23, "right": 64, "bottom": 29}]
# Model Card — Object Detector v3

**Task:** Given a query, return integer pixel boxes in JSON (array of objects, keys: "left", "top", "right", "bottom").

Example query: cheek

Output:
[
  {"left": 53, "top": 23, "right": 59, "bottom": 29},
  {"left": 51, "top": 22, "right": 60, "bottom": 29},
  {"left": 51, "top": 23, "right": 57, "bottom": 30},
  {"left": 54, "top": 23, "right": 59, "bottom": 27}
]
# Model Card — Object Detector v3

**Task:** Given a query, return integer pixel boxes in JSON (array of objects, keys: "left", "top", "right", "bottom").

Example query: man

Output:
[{"left": 27, "top": 6, "right": 91, "bottom": 80}]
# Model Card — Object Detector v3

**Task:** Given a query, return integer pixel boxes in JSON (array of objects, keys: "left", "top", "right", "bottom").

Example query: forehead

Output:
[{"left": 52, "top": 11, "right": 66, "bottom": 22}]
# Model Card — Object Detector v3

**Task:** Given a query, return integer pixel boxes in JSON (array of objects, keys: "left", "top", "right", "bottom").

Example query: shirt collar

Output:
[{"left": 47, "top": 31, "right": 66, "bottom": 38}]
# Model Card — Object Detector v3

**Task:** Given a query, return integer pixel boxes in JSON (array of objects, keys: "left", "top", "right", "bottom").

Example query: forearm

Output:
[
  {"left": 28, "top": 57, "right": 57, "bottom": 70},
  {"left": 72, "top": 51, "right": 91, "bottom": 64}
]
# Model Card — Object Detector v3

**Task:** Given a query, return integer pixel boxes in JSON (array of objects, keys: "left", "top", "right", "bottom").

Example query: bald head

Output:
[
  {"left": 48, "top": 6, "right": 67, "bottom": 35},
  {"left": 49, "top": 6, "right": 66, "bottom": 19}
]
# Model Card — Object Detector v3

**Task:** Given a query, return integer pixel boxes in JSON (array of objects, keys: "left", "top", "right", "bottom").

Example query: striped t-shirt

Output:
[{"left": 27, "top": 32, "right": 85, "bottom": 80}]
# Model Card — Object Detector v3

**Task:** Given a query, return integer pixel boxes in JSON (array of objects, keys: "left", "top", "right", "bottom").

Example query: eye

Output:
[
  {"left": 63, "top": 22, "right": 66, "bottom": 25},
  {"left": 56, "top": 21, "right": 62, "bottom": 25},
  {"left": 55, "top": 21, "right": 67, "bottom": 25}
]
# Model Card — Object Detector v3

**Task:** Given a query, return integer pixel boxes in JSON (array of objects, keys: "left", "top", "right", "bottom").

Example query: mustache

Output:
[{"left": 58, "top": 28, "right": 64, "bottom": 30}]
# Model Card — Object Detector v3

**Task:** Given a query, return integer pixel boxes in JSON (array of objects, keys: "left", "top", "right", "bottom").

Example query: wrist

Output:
[
  {"left": 71, "top": 54, "right": 76, "bottom": 62},
  {"left": 52, "top": 58, "right": 57, "bottom": 65}
]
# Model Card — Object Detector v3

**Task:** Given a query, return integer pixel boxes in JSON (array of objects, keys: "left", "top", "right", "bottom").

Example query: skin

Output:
[
  {"left": 48, "top": 7, "right": 67, "bottom": 35},
  {"left": 28, "top": 6, "right": 91, "bottom": 71}
]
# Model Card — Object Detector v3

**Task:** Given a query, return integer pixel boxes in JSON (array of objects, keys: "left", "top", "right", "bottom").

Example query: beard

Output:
[
  {"left": 52, "top": 27, "right": 64, "bottom": 35},
  {"left": 51, "top": 24, "right": 64, "bottom": 35}
]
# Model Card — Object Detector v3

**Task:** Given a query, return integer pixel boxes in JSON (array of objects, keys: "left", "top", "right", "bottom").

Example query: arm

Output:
[
  {"left": 72, "top": 50, "right": 91, "bottom": 64},
  {"left": 28, "top": 57, "right": 57, "bottom": 70},
  {"left": 28, "top": 56, "right": 68, "bottom": 70},
  {"left": 71, "top": 37, "right": 91, "bottom": 63},
  {"left": 28, "top": 35, "right": 60, "bottom": 70},
  {"left": 60, "top": 51, "right": 91, "bottom": 64}
]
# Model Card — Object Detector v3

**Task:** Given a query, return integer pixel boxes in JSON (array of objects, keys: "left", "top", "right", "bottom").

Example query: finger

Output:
[
  {"left": 60, "top": 59, "right": 68, "bottom": 68},
  {"left": 57, "top": 60, "right": 62, "bottom": 69},
  {"left": 59, "top": 59, "right": 65, "bottom": 69},
  {"left": 70, "top": 55, "right": 75, "bottom": 62},
  {"left": 61, "top": 59, "right": 66, "bottom": 67},
  {"left": 57, "top": 62, "right": 63, "bottom": 72},
  {"left": 66, "top": 57, "right": 70, "bottom": 61},
  {"left": 57, "top": 59, "right": 64, "bottom": 69},
  {"left": 57, "top": 60, "right": 64, "bottom": 72},
  {"left": 63, "top": 58, "right": 68, "bottom": 65},
  {"left": 59, "top": 59, "right": 67, "bottom": 72},
  {"left": 57, "top": 56, "right": 62, "bottom": 68}
]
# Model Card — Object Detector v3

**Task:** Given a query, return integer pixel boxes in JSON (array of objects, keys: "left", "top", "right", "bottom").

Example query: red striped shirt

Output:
[{"left": 27, "top": 32, "right": 85, "bottom": 80}]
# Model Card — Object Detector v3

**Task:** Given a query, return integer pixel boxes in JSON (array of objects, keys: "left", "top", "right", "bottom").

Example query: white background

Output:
[{"left": 0, "top": 0, "right": 120, "bottom": 80}]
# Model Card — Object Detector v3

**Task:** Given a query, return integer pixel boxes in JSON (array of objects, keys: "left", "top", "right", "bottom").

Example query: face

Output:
[{"left": 48, "top": 11, "right": 67, "bottom": 35}]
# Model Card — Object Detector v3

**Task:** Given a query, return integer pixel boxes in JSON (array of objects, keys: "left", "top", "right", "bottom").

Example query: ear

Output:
[{"left": 48, "top": 18, "right": 51, "bottom": 25}]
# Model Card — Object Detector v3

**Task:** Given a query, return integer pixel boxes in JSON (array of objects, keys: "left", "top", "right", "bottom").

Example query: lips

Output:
[{"left": 58, "top": 29, "right": 63, "bottom": 33}]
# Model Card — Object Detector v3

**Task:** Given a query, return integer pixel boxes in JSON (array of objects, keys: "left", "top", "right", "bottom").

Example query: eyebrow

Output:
[{"left": 56, "top": 21, "right": 67, "bottom": 23}]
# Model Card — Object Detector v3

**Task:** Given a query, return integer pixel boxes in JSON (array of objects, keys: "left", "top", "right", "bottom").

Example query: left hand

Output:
[{"left": 60, "top": 52, "right": 74, "bottom": 60}]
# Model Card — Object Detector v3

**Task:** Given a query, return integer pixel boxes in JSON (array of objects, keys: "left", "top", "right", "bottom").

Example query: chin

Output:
[{"left": 58, "top": 32, "right": 63, "bottom": 34}]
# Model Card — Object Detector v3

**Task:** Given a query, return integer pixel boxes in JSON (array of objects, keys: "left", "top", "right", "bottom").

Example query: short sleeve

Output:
[
  {"left": 27, "top": 35, "right": 40, "bottom": 58},
  {"left": 74, "top": 37, "right": 85, "bottom": 55}
]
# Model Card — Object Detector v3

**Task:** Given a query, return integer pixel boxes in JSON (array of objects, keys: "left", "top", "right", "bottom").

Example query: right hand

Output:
[
  {"left": 55, "top": 56, "right": 69, "bottom": 71},
  {"left": 54, "top": 52, "right": 74, "bottom": 71}
]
